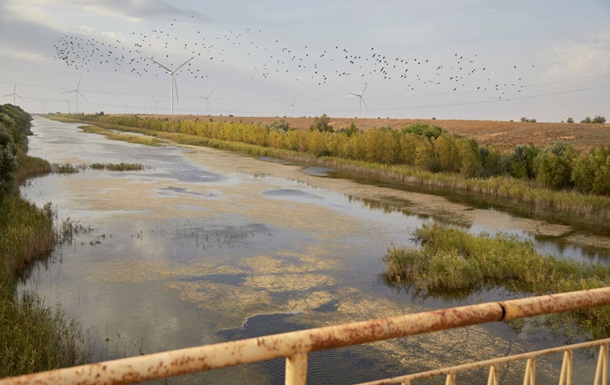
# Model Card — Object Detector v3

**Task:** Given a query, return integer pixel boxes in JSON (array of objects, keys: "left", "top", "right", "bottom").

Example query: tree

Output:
[
  {"left": 572, "top": 146, "right": 610, "bottom": 195},
  {"left": 566, "top": 117, "right": 574, "bottom": 123},
  {"left": 581, "top": 117, "right": 592, "bottom": 123},
  {"left": 592, "top": 115, "right": 606, "bottom": 124},
  {"left": 309, "top": 114, "right": 333, "bottom": 133},
  {"left": 508, "top": 143, "right": 540, "bottom": 180},
  {"left": 534, "top": 142, "right": 577, "bottom": 190},
  {"left": 270, "top": 119, "right": 291, "bottom": 132},
  {"left": 455, "top": 137, "right": 483, "bottom": 177}
]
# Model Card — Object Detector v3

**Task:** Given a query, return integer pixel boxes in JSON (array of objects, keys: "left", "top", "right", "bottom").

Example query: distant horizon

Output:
[
  {"left": 33, "top": 111, "right": 609, "bottom": 126},
  {"left": 2, "top": 1, "right": 609, "bottom": 121}
]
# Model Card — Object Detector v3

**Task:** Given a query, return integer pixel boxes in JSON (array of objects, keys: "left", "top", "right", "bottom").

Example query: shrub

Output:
[
  {"left": 402, "top": 123, "right": 445, "bottom": 139},
  {"left": 592, "top": 115, "right": 606, "bottom": 124},
  {"left": 534, "top": 142, "right": 577, "bottom": 190},
  {"left": 309, "top": 114, "right": 333, "bottom": 133},
  {"left": 269, "top": 119, "right": 291, "bottom": 132}
]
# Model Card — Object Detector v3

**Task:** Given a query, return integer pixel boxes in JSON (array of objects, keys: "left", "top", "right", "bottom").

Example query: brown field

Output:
[{"left": 137, "top": 114, "right": 610, "bottom": 152}]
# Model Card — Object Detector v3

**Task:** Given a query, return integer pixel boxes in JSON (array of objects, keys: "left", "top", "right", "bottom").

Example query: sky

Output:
[{"left": 1, "top": 0, "right": 609, "bottom": 122}]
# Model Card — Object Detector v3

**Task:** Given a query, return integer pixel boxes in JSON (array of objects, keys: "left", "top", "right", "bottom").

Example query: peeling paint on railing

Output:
[{"left": 1, "top": 287, "right": 609, "bottom": 385}]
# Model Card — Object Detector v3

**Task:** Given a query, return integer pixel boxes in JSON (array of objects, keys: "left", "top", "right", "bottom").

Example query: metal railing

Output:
[{"left": 1, "top": 287, "right": 609, "bottom": 385}]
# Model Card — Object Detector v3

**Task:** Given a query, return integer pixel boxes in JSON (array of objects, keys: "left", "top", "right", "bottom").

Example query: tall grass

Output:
[
  {"left": 382, "top": 223, "right": 610, "bottom": 338},
  {"left": 1, "top": 107, "right": 90, "bottom": 378}
]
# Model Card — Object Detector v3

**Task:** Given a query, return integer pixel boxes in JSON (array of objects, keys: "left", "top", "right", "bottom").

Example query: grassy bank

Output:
[
  {"left": 1, "top": 105, "right": 89, "bottom": 377},
  {"left": 382, "top": 223, "right": 610, "bottom": 338},
  {"left": 50, "top": 115, "right": 610, "bottom": 231}
]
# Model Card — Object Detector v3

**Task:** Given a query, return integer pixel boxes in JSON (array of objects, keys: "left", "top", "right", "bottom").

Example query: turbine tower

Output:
[
  {"left": 348, "top": 83, "right": 368, "bottom": 118},
  {"left": 198, "top": 90, "right": 213, "bottom": 115},
  {"left": 61, "top": 98, "right": 72, "bottom": 113},
  {"left": 62, "top": 76, "right": 88, "bottom": 113},
  {"left": 150, "top": 96, "right": 159, "bottom": 114},
  {"left": 4, "top": 82, "right": 25, "bottom": 105},
  {"left": 287, "top": 97, "right": 299, "bottom": 117},
  {"left": 146, "top": 56, "right": 194, "bottom": 114}
]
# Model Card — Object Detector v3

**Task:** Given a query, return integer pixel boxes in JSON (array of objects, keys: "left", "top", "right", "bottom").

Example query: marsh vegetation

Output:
[
  {"left": 382, "top": 224, "right": 610, "bottom": 339},
  {"left": 0, "top": 105, "right": 89, "bottom": 377}
]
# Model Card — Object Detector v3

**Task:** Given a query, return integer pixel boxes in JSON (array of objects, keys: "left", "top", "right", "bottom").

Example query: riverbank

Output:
[
  {"left": 49, "top": 114, "right": 610, "bottom": 233},
  {"left": 0, "top": 105, "right": 88, "bottom": 377}
]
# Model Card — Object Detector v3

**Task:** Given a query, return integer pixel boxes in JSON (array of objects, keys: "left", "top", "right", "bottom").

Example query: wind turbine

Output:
[
  {"left": 198, "top": 90, "right": 213, "bottom": 115},
  {"left": 62, "top": 76, "right": 88, "bottom": 113},
  {"left": 145, "top": 56, "right": 194, "bottom": 114},
  {"left": 37, "top": 98, "right": 50, "bottom": 114},
  {"left": 348, "top": 83, "right": 368, "bottom": 118},
  {"left": 287, "top": 97, "right": 299, "bottom": 117},
  {"left": 150, "top": 96, "right": 159, "bottom": 113},
  {"left": 61, "top": 98, "right": 72, "bottom": 113},
  {"left": 4, "top": 82, "right": 25, "bottom": 105}
]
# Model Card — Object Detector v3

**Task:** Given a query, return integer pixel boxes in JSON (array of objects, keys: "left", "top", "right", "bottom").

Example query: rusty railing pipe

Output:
[{"left": 1, "top": 287, "right": 608, "bottom": 385}]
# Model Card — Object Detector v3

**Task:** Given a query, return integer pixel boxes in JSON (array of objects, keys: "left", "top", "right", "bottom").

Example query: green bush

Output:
[
  {"left": 534, "top": 142, "right": 577, "bottom": 190},
  {"left": 309, "top": 114, "right": 333, "bottom": 133}
]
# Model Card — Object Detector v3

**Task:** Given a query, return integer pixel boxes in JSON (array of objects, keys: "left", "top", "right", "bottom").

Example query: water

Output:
[{"left": 18, "top": 117, "right": 607, "bottom": 384}]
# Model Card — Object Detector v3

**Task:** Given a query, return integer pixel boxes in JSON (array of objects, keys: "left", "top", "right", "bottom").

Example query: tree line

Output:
[{"left": 75, "top": 113, "right": 610, "bottom": 197}]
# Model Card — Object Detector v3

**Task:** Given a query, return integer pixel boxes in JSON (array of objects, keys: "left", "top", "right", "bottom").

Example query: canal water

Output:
[{"left": 18, "top": 117, "right": 608, "bottom": 384}]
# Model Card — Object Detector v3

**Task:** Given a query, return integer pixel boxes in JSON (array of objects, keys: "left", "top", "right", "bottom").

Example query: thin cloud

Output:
[
  {"left": 81, "top": 0, "right": 207, "bottom": 22},
  {"left": 542, "top": 25, "right": 610, "bottom": 80}
]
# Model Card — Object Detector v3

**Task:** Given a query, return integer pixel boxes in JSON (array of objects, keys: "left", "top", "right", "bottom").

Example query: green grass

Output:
[
  {"left": 89, "top": 162, "right": 144, "bottom": 171},
  {"left": 382, "top": 223, "right": 610, "bottom": 338},
  {"left": 49, "top": 162, "right": 145, "bottom": 174}
]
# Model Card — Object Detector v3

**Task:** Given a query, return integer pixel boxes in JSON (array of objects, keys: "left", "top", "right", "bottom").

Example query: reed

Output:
[
  {"left": 0, "top": 107, "right": 90, "bottom": 377},
  {"left": 382, "top": 223, "right": 610, "bottom": 338}
]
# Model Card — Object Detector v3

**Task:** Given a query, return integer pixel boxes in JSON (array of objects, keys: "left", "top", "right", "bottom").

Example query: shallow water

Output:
[{"left": 18, "top": 117, "right": 608, "bottom": 384}]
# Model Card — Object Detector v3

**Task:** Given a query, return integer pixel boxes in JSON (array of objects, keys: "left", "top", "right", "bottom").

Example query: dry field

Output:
[{"left": 139, "top": 114, "right": 610, "bottom": 152}]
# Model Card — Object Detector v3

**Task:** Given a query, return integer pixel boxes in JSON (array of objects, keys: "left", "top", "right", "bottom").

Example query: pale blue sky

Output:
[{"left": 1, "top": 0, "right": 609, "bottom": 121}]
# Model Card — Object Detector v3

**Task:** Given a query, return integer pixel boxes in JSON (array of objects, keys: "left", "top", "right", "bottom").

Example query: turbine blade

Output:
[
  {"left": 347, "top": 93, "right": 361, "bottom": 97},
  {"left": 16, "top": 94, "right": 26, "bottom": 102},
  {"left": 78, "top": 91, "right": 89, "bottom": 103},
  {"left": 362, "top": 83, "right": 368, "bottom": 94},
  {"left": 208, "top": 89, "right": 214, "bottom": 98},
  {"left": 361, "top": 97, "right": 368, "bottom": 112},
  {"left": 174, "top": 57, "right": 195, "bottom": 72},
  {"left": 77, "top": 75, "right": 83, "bottom": 89},
  {"left": 146, "top": 56, "right": 172, "bottom": 72}
]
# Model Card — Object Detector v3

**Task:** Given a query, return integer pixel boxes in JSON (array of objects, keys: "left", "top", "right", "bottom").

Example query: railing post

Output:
[
  {"left": 445, "top": 371, "right": 456, "bottom": 385},
  {"left": 594, "top": 343, "right": 608, "bottom": 385},
  {"left": 523, "top": 357, "right": 536, "bottom": 385},
  {"left": 487, "top": 364, "right": 498, "bottom": 385},
  {"left": 558, "top": 349, "right": 572, "bottom": 385},
  {"left": 285, "top": 353, "right": 308, "bottom": 385}
]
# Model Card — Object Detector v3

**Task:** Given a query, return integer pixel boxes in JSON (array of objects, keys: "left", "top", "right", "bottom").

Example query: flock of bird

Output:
[{"left": 53, "top": 16, "right": 536, "bottom": 107}]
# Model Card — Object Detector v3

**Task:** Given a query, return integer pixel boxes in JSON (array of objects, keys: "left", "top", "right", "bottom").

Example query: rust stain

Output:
[{"left": 1, "top": 288, "right": 608, "bottom": 385}]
